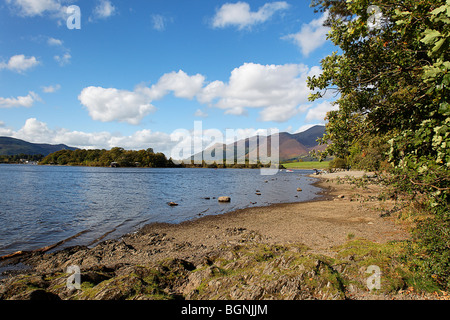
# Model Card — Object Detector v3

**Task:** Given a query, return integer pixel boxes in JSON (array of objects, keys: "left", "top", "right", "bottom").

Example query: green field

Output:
[{"left": 281, "top": 161, "right": 330, "bottom": 170}]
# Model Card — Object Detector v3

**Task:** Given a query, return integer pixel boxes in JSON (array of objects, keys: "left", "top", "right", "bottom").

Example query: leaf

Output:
[
  {"left": 432, "top": 38, "right": 446, "bottom": 54},
  {"left": 443, "top": 74, "right": 450, "bottom": 86},
  {"left": 431, "top": 5, "right": 447, "bottom": 16},
  {"left": 439, "top": 103, "right": 450, "bottom": 116},
  {"left": 420, "top": 29, "right": 442, "bottom": 45}
]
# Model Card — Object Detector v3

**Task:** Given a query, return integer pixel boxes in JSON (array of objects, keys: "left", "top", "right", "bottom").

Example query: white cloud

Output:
[
  {"left": 6, "top": 0, "right": 63, "bottom": 17},
  {"left": 15, "top": 118, "right": 53, "bottom": 142},
  {"left": 294, "top": 124, "right": 321, "bottom": 133},
  {"left": 150, "top": 70, "right": 205, "bottom": 100},
  {"left": 42, "top": 84, "right": 61, "bottom": 93},
  {"left": 282, "top": 12, "right": 329, "bottom": 56},
  {"left": 54, "top": 52, "right": 71, "bottom": 66},
  {"left": 92, "top": 0, "right": 116, "bottom": 20},
  {"left": 194, "top": 109, "right": 208, "bottom": 118},
  {"left": 78, "top": 63, "right": 322, "bottom": 124},
  {"left": 4, "top": 118, "right": 175, "bottom": 154},
  {"left": 78, "top": 86, "right": 156, "bottom": 125},
  {"left": 212, "top": 1, "right": 289, "bottom": 30},
  {"left": 0, "top": 54, "right": 39, "bottom": 73},
  {"left": 151, "top": 14, "right": 172, "bottom": 31},
  {"left": 47, "top": 37, "right": 63, "bottom": 46},
  {"left": 200, "top": 62, "right": 314, "bottom": 122},
  {"left": 0, "top": 91, "right": 40, "bottom": 108},
  {"left": 305, "top": 101, "right": 338, "bottom": 122}
]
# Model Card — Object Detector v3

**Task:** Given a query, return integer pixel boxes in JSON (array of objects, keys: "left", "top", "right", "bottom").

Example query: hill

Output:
[
  {"left": 187, "top": 125, "right": 326, "bottom": 163},
  {"left": 0, "top": 137, "right": 77, "bottom": 156}
]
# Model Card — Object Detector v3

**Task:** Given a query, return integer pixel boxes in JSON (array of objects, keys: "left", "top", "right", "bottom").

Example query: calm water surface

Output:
[{"left": 0, "top": 164, "right": 321, "bottom": 256}]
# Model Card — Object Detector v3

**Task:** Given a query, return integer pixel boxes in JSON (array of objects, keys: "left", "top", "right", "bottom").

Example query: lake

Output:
[{"left": 0, "top": 164, "right": 321, "bottom": 257}]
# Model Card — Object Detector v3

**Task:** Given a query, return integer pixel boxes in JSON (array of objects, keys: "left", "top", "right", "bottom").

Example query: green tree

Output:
[{"left": 308, "top": 0, "right": 450, "bottom": 289}]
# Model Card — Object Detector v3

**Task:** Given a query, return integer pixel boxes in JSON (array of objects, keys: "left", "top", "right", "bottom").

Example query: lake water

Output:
[{"left": 0, "top": 164, "right": 321, "bottom": 256}]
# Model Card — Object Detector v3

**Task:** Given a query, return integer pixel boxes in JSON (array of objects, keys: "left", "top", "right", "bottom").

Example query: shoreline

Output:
[
  {"left": 0, "top": 171, "right": 400, "bottom": 270},
  {"left": 0, "top": 168, "right": 322, "bottom": 260},
  {"left": 2, "top": 170, "right": 436, "bottom": 300}
]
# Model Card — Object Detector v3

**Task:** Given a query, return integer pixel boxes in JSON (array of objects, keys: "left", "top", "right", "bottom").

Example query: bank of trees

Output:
[
  {"left": 0, "top": 154, "right": 44, "bottom": 163},
  {"left": 40, "top": 147, "right": 175, "bottom": 168},
  {"left": 309, "top": 0, "right": 449, "bottom": 289}
]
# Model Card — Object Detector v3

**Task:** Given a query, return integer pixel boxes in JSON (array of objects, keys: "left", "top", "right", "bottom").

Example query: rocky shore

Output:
[{"left": 0, "top": 171, "right": 445, "bottom": 300}]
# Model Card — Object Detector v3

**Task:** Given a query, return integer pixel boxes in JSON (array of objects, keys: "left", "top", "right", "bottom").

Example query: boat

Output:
[{"left": 286, "top": 169, "right": 294, "bottom": 172}]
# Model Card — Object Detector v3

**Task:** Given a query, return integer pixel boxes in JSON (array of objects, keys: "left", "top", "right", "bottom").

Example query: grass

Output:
[{"left": 282, "top": 160, "right": 330, "bottom": 170}]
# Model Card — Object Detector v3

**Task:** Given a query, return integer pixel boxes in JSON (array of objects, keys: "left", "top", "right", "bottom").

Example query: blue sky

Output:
[{"left": 0, "top": 0, "right": 337, "bottom": 156}]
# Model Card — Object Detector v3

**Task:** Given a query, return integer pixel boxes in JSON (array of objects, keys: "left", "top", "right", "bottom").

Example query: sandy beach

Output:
[{"left": 1, "top": 170, "right": 439, "bottom": 300}]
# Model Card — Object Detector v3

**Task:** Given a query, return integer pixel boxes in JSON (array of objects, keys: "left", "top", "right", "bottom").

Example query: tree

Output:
[{"left": 308, "top": 0, "right": 450, "bottom": 289}]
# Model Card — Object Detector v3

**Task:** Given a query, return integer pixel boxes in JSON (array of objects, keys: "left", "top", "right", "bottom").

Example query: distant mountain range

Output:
[
  {"left": 0, "top": 137, "right": 77, "bottom": 156},
  {"left": 187, "top": 125, "right": 326, "bottom": 163}
]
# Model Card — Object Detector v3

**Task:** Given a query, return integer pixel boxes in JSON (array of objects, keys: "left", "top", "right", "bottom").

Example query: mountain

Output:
[
  {"left": 0, "top": 137, "right": 77, "bottom": 156},
  {"left": 186, "top": 125, "right": 326, "bottom": 163}
]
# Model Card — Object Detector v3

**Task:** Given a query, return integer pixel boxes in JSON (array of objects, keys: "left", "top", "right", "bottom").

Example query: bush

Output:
[{"left": 329, "top": 157, "right": 348, "bottom": 169}]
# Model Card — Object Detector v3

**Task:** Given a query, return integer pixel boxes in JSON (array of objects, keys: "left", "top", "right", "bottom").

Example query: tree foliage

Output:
[
  {"left": 40, "top": 147, "right": 175, "bottom": 168},
  {"left": 308, "top": 0, "right": 450, "bottom": 289}
]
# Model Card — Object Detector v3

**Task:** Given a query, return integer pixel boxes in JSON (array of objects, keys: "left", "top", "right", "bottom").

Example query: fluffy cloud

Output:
[
  {"left": 194, "top": 109, "right": 208, "bottom": 118},
  {"left": 6, "top": 118, "right": 175, "bottom": 154},
  {"left": 151, "top": 14, "right": 173, "bottom": 31},
  {"left": 78, "top": 86, "right": 156, "bottom": 125},
  {"left": 42, "top": 84, "right": 61, "bottom": 93},
  {"left": 0, "top": 54, "right": 39, "bottom": 73},
  {"left": 78, "top": 70, "right": 206, "bottom": 124},
  {"left": 212, "top": 1, "right": 289, "bottom": 30},
  {"left": 282, "top": 12, "right": 329, "bottom": 56},
  {"left": 79, "top": 63, "right": 325, "bottom": 124},
  {"left": 199, "top": 62, "right": 315, "bottom": 122},
  {"left": 47, "top": 37, "right": 63, "bottom": 46},
  {"left": 54, "top": 52, "right": 71, "bottom": 66},
  {"left": 0, "top": 91, "right": 40, "bottom": 108},
  {"left": 305, "top": 101, "right": 338, "bottom": 122},
  {"left": 5, "top": 0, "right": 63, "bottom": 17},
  {"left": 91, "top": 0, "right": 116, "bottom": 20},
  {"left": 150, "top": 70, "right": 206, "bottom": 100}
]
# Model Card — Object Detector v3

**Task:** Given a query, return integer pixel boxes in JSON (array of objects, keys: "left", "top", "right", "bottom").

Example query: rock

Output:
[
  {"left": 218, "top": 196, "right": 231, "bottom": 202},
  {"left": 337, "top": 195, "right": 345, "bottom": 199},
  {"left": 168, "top": 202, "right": 178, "bottom": 206}
]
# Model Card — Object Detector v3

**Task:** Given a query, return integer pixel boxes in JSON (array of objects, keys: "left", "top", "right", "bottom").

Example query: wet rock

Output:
[{"left": 218, "top": 196, "right": 231, "bottom": 202}]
